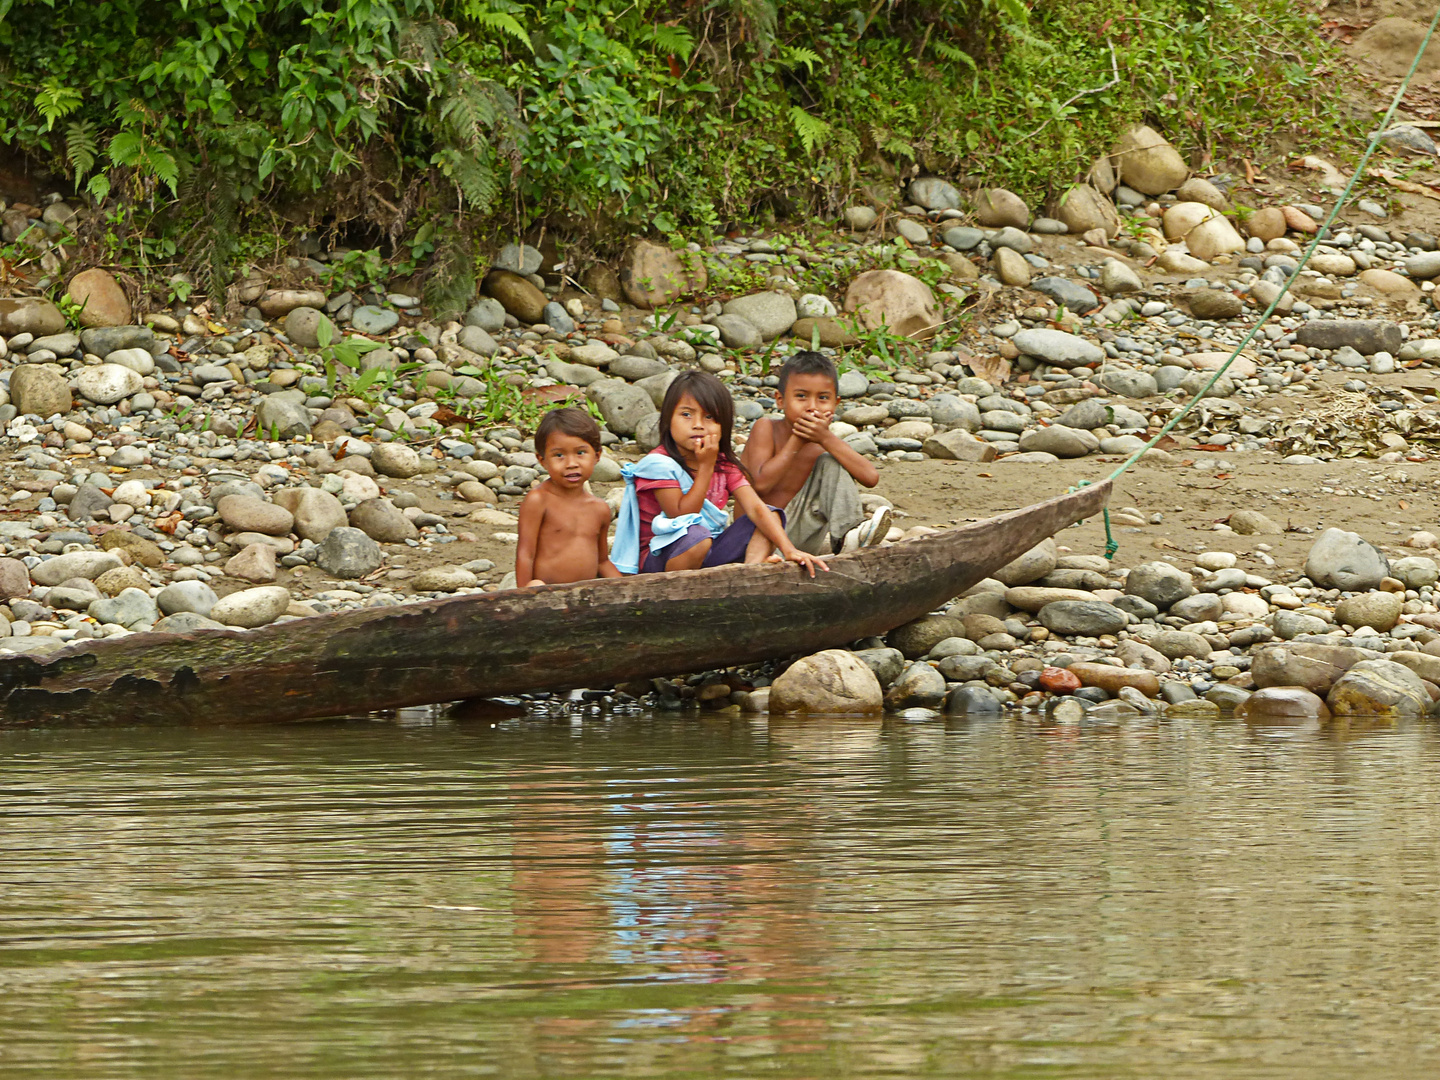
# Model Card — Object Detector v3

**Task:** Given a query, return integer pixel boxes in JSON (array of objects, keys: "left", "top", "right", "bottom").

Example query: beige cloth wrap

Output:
[{"left": 782, "top": 453, "right": 865, "bottom": 555}]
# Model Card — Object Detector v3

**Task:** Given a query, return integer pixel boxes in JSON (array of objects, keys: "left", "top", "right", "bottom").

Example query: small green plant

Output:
[
  {"left": 313, "top": 316, "right": 400, "bottom": 402},
  {"left": 451, "top": 363, "right": 547, "bottom": 431},
  {"left": 167, "top": 277, "right": 194, "bottom": 306},
  {"left": 319, "top": 248, "right": 389, "bottom": 294},
  {"left": 55, "top": 292, "right": 87, "bottom": 328}
]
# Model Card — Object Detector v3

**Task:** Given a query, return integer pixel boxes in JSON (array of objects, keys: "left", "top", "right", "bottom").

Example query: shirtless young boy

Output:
[
  {"left": 515, "top": 407, "right": 622, "bottom": 586},
  {"left": 741, "top": 352, "right": 891, "bottom": 555}
]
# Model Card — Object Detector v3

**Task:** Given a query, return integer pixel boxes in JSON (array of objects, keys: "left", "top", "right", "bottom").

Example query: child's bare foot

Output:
[{"left": 526, "top": 578, "right": 546, "bottom": 587}]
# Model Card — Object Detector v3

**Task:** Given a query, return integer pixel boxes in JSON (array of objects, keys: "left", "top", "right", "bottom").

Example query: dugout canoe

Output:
[{"left": 0, "top": 479, "right": 1111, "bottom": 725}]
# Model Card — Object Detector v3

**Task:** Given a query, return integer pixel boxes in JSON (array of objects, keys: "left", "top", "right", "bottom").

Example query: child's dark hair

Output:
[
  {"left": 658, "top": 370, "right": 748, "bottom": 477},
  {"left": 535, "top": 406, "right": 601, "bottom": 456},
  {"left": 778, "top": 350, "right": 839, "bottom": 393}
]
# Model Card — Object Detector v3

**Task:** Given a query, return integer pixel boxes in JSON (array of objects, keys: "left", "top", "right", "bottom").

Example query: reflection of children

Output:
[
  {"left": 515, "top": 407, "right": 622, "bottom": 586},
  {"left": 611, "top": 371, "right": 828, "bottom": 577},
  {"left": 742, "top": 352, "right": 890, "bottom": 554}
]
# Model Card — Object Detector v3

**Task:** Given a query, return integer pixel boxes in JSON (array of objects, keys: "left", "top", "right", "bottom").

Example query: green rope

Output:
[{"left": 1091, "top": 1, "right": 1440, "bottom": 531}]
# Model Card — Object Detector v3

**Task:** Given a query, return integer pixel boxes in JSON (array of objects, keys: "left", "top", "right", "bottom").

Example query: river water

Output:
[{"left": 4, "top": 710, "right": 1440, "bottom": 1077}]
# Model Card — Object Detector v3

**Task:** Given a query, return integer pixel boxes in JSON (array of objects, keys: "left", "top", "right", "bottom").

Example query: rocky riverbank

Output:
[{"left": 6, "top": 121, "right": 1440, "bottom": 720}]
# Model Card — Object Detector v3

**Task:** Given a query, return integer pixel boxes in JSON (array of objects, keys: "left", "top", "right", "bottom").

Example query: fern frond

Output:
[
  {"left": 782, "top": 46, "right": 823, "bottom": 76},
  {"left": 1005, "top": 23, "right": 1057, "bottom": 52},
  {"left": 990, "top": 0, "right": 1030, "bottom": 24},
  {"left": 34, "top": 79, "right": 82, "bottom": 131},
  {"left": 434, "top": 147, "right": 501, "bottom": 211},
  {"left": 932, "top": 39, "right": 976, "bottom": 71},
  {"left": 789, "top": 106, "right": 831, "bottom": 155},
  {"left": 423, "top": 224, "right": 478, "bottom": 320},
  {"left": 645, "top": 23, "right": 695, "bottom": 61},
  {"left": 882, "top": 136, "right": 915, "bottom": 160},
  {"left": 464, "top": 2, "right": 533, "bottom": 51},
  {"left": 65, "top": 120, "right": 98, "bottom": 178}
]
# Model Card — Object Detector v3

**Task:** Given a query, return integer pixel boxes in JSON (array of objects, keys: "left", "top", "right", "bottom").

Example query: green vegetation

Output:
[{"left": 0, "top": 0, "right": 1347, "bottom": 299}]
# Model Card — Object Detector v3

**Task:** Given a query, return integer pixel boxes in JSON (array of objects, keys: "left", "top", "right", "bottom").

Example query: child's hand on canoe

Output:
[{"left": 782, "top": 547, "right": 830, "bottom": 578}]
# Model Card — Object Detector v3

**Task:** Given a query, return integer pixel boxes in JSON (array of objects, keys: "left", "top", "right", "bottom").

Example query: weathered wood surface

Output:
[{"left": 0, "top": 480, "right": 1110, "bottom": 725}]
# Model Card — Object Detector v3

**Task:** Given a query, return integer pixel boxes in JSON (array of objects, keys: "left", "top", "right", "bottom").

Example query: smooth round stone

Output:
[
  {"left": 1236, "top": 686, "right": 1330, "bottom": 724},
  {"left": 1099, "top": 435, "right": 1147, "bottom": 454},
  {"left": 351, "top": 306, "right": 399, "bottom": 334}
]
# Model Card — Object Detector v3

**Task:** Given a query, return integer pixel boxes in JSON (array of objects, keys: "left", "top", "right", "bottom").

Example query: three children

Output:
[{"left": 515, "top": 357, "right": 887, "bottom": 587}]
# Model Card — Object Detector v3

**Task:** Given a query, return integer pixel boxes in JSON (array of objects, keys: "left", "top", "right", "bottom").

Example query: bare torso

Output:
[
  {"left": 527, "top": 485, "right": 612, "bottom": 584},
  {"left": 751, "top": 417, "right": 828, "bottom": 509}
]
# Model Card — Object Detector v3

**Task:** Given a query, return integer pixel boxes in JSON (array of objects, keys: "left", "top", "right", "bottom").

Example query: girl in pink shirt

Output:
[{"left": 634, "top": 372, "right": 827, "bottom": 577}]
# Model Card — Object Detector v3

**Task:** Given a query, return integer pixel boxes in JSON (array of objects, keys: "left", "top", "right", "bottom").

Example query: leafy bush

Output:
[{"left": 0, "top": 0, "right": 1343, "bottom": 291}]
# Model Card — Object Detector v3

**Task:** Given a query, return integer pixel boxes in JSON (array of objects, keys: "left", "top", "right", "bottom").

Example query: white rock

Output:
[
  {"left": 75, "top": 364, "right": 144, "bottom": 404},
  {"left": 1195, "top": 551, "right": 1237, "bottom": 571},
  {"left": 104, "top": 348, "right": 156, "bottom": 375},
  {"left": 109, "top": 480, "right": 152, "bottom": 509},
  {"left": 209, "top": 586, "right": 292, "bottom": 629},
  {"left": 1221, "top": 593, "right": 1269, "bottom": 619},
  {"left": 31, "top": 550, "right": 123, "bottom": 586}
]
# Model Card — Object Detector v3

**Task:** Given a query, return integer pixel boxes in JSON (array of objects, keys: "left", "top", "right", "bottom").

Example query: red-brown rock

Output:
[
  {"left": 1068, "top": 662, "right": 1161, "bottom": 697},
  {"left": 1038, "top": 667, "right": 1081, "bottom": 693}
]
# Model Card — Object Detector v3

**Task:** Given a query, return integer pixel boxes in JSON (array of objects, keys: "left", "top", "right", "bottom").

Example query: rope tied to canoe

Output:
[{"left": 1077, "top": 2, "right": 1440, "bottom": 560}]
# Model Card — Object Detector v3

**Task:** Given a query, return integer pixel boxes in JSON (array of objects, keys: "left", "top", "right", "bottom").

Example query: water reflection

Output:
[{"left": 3, "top": 715, "right": 1440, "bottom": 1077}]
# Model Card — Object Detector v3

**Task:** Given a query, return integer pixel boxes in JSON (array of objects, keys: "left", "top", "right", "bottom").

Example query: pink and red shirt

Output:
[{"left": 635, "top": 447, "right": 749, "bottom": 550}]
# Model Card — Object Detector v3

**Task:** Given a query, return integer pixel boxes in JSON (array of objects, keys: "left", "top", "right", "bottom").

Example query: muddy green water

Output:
[{"left": 4, "top": 712, "right": 1440, "bottom": 1078}]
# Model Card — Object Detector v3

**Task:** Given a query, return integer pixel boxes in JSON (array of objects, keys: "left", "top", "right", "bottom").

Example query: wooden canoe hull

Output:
[{"left": 0, "top": 480, "right": 1110, "bottom": 725}]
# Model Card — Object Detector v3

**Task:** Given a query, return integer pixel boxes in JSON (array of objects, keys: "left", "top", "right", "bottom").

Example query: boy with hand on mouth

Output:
[
  {"left": 515, "top": 407, "right": 623, "bottom": 586},
  {"left": 741, "top": 351, "right": 891, "bottom": 555}
]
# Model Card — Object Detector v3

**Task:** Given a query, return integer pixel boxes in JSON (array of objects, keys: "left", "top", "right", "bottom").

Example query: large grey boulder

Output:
[
  {"left": 273, "top": 487, "right": 348, "bottom": 543},
  {"left": 721, "top": 292, "right": 797, "bottom": 341},
  {"left": 218, "top": 494, "right": 294, "bottom": 537},
  {"left": 75, "top": 364, "right": 142, "bottom": 404},
  {"left": 1305, "top": 528, "right": 1389, "bottom": 590},
  {"left": 9, "top": 365, "right": 71, "bottom": 417},
  {"left": 157, "top": 580, "right": 219, "bottom": 617},
  {"left": 1328, "top": 659, "right": 1432, "bottom": 719},
  {"left": 256, "top": 393, "right": 312, "bottom": 438},
  {"left": 31, "top": 550, "right": 122, "bottom": 586},
  {"left": 349, "top": 498, "right": 419, "bottom": 543},
  {"left": 883, "top": 661, "right": 947, "bottom": 709},
  {"left": 88, "top": 587, "right": 158, "bottom": 630},
  {"left": 1113, "top": 124, "right": 1189, "bottom": 195},
  {"left": 283, "top": 306, "right": 333, "bottom": 348},
  {"left": 992, "top": 538, "right": 1057, "bottom": 587},
  {"left": 586, "top": 379, "right": 658, "bottom": 437},
  {"left": 210, "top": 586, "right": 292, "bottom": 629},
  {"left": 908, "top": 177, "right": 961, "bottom": 210},
  {"left": 1294, "top": 320, "right": 1402, "bottom": 356},
  {"left": 1038, "top": 600, "right": 1127, "bottom": 637},
  {"left": 1251, "top": 642, "right": 1380, "bottom": 694},
  {"left": 369, "top": 442, "right": 426, "bottom": 479},
  {"left": 712, "top": 313, "right": 762, "bottom": 349},
  {"left": 1334, "top": 591, "right": 1404, "bottom": 632},
  {"left": 1124, "top": 561, "right": 1195, "bottom": 609},
  {"left": 316, "top": 526, "right": 382, "bottom": 579},
  {"left": 1012, "top": 328, "right": 1103, "bottom": 367},
  {"left": 1017, "top": 426, "right": 1098, "bottom": 458},
  {"left": 769, "top": 649, "right": 883, "bottom": 714}
]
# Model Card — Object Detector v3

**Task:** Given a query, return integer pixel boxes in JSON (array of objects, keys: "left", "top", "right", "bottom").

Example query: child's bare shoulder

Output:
[
  {"left": 752, "top": 415, "right": 787, "bottom": 445},
  {"left": 520, "top": 483, "right": 553, "bottom": 510},
  {"left": 582, "top": 491, "right": 612, "bottom": 521}
]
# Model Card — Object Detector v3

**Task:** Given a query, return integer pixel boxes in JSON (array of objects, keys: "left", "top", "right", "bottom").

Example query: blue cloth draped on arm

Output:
[{"left": 611, "top": 454, "right": 729, "bottom": 575}]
